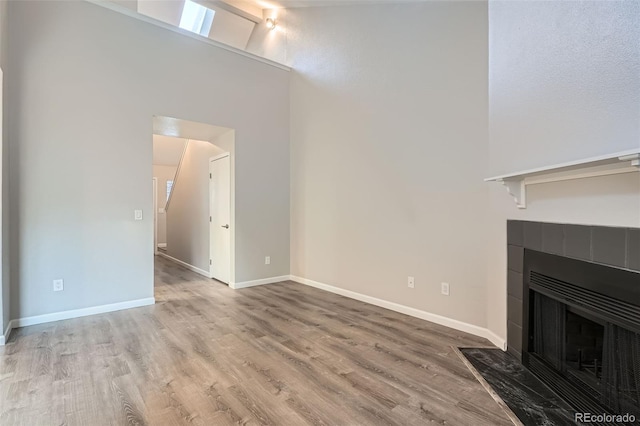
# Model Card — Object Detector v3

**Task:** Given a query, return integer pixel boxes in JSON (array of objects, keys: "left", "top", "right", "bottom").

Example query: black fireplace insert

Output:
[{"left": 523, "top": 249, "right": 640, "bottom": 423}]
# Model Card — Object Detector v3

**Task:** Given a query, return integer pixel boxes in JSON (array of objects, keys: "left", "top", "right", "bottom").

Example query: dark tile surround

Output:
[{"left": 506, "top": 220, "right": 640, "bottom": 358}]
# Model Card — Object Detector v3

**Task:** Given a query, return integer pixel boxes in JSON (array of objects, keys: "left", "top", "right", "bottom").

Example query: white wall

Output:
[
  {"left": 111, "top": 0, "right": 137, "bottom": 12},
  {"left": 489, "top": 0, "right": 639, "bottom": 174},
  {"left": 0, "top": 0, "right": 8, "bottom": 337},
  {"left": 153, "top": 165, "right": 177, "bottom": 245},
  {"left": 153, "top": 135, "right": 186, "bottom": 166},
  {"left": 245, "top": 9, "right": 287, "bottom": 64},
  {"left": 137, "top": 0, "right": 183, "bottom": 26},
  {"left": 7, "top": 0, "right": 290, "bottom": 320},
  {"left": 288, "top": 3, "right": 490, "bottom": 327},
  {"left": 166, "top": 140, "right": 224, "bottom": 270},
  {"left": 486, "top": 0, "right": 640, "bottom": 339}
]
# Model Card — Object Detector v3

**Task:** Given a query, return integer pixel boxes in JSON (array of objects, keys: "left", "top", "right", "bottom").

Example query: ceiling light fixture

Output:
[{"left": 266, "top": 18, "right": 277, "bottom": 31}]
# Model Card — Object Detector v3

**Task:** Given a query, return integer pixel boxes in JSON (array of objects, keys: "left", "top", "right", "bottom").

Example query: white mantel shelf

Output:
[{"left": 485, "top": 149, "right": 640, "bottom": 209}]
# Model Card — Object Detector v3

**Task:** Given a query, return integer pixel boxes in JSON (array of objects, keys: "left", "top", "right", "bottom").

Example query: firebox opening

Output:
[
  {"left": 565, "top": 309, "right": 605, "bottom": 395},
  {"left": 524, "top": 249, "right": 640, "bottom": 421}
]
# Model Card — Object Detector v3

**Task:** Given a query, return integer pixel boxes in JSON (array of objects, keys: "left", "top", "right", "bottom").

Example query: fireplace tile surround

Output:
[{"left": 506, "top": 220, "right": 640, "bottom": 359}]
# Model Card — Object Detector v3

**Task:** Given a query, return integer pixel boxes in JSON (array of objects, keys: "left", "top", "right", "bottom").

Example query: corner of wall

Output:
[
  {"left": 0, "top": 318, "right": 12, "bottom": 346},
  {"left": 0, "top": 0, "right": 8, "bottom": 338}
]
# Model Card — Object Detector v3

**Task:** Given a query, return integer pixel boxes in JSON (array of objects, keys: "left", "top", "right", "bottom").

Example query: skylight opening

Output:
[{"left": 179, "top": 0, "right": 215, "bottom": 37}]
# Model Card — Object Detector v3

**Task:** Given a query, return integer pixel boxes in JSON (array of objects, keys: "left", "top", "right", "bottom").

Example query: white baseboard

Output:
[
  {"left": 0, "top": 320, "right": 13, "bottom": 346},
  {"left": 289, "top": 275, "right": 507, "bottom": 350},
  {"left": 8, "top": 297, "right": 156, "bottom": 332},
  {"left": 483, "top": 329, "right": 507, "bottom": 351},
  {"left": 157, "top": 243, "right": 167, "bottom": 248},
  {"left": 157, "top": 252, "right": 211, "bottom": 278},
  {"left": 230, "top": 275, "right": 290, "bottom": 289}
]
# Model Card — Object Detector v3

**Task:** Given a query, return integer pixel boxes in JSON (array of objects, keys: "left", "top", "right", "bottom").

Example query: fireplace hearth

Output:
[{"left": 507, "top": 221, "right": 640, "bottom": 424}]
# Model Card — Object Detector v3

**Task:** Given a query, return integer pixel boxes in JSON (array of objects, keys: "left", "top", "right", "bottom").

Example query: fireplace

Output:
[
  {"left": 523, "top": 249, "right": 640, "bottom": 418},
  {"left": 507, "top": 221, "right": 640, "bottom": 422}
]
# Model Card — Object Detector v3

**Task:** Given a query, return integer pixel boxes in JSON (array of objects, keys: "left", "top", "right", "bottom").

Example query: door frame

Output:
[{"left": 209, "top": 153, "right": 234, "bottom": 284}]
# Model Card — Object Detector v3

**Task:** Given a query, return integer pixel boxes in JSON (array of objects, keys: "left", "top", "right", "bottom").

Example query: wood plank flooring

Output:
[{"left": 0, "top": 257, "right": 513, "bottom": 425}]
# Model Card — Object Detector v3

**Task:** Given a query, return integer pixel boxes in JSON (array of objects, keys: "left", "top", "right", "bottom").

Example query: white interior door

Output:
[
  {"left": 153, "top": 178, "right": 158, "bottom": 255},
  {"left": 210, "top": 155, "right": 231, "bottom": 284}
]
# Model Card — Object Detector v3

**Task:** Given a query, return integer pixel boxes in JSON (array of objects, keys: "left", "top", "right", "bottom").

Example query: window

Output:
[
  {"left": 179, "top": 0, "right": 215, "bottom": 37},
  {"left": 166, "top": 180, "right": 174, "bottom": 202}
]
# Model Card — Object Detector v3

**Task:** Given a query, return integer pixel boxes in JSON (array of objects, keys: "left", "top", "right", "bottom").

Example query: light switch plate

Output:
[{"left": 134, "top": 209, "right": 143, "bottom": 220}]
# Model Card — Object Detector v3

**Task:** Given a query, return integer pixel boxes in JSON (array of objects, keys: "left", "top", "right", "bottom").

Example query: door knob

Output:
[{"left": 221, "top": 224, "right": 229, "bottom": 229}]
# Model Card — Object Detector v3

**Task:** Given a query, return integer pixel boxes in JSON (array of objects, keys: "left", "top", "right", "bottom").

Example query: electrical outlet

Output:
[
  {"left": 53, "top": 279, "right": 64, "bottom": 292},
  {"left": 265, "top": 256, "right": 271, "bottom": 265},
  {"left": 408, "top": 276, "right": 415, "bottom": 288},
  {"left": 441, "top": 282, "right": 450, "bottom": 296}
]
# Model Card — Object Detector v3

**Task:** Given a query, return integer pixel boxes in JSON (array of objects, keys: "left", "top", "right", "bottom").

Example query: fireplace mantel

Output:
[{"left": 486, "top": 149, "right": 640, "bottom": 208}]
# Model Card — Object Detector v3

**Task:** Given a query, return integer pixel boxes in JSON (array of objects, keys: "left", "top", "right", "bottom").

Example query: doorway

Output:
[{"left": 151, "top": 115, "right": 235, "bottom": 288}]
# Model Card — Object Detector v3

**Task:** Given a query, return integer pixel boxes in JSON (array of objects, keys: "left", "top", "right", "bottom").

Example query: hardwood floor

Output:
[{"left": 0, "top": 257, "right": 513, "bottom": 425}]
